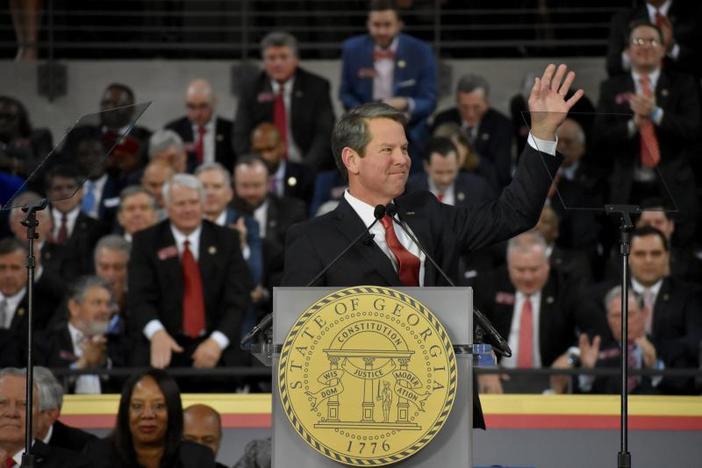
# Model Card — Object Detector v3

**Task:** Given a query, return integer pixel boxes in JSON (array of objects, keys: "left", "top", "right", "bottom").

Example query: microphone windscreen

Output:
[
  {"left": 386, "top": 203, "right": 397, "bottom": 217},
  {"left": 374, "top": 204, "right": 386, "bottom": 220}
]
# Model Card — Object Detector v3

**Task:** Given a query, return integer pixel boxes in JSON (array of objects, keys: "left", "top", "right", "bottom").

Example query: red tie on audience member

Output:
[
  {"left": 436, "top": 193, "right": 444, "bottom": 203},
  {"left": 654, "top": 9, "right": 666, "bottom": 30},
  {"left": 517, "top": 295, "right": 534, "bottom": 368},
  {"left": 6, "top": 458, "right": 15, "bottom": 468},
  {"left": 380, "top": 215, "right": 420, "bottom": 286},
  {"left": 55, "top": 213, "right": 68, "bottom": 244},
  {"left": 182, "top": 240, "right": 205, "bottom": 338},
  {"left": 638, "top": 73, "right": 661, "bottom": 168},
  {"left": 194, "top": 125, "right": 206, "bottom": 164},
  {"left": 273, "top": 86, "right": 288, "bottom": 159}
]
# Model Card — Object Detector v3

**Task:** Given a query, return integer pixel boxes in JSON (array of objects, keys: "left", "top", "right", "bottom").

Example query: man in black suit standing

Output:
[
  {"left": 282, "top": 64, "right": 584, "bottom": 427},
  {"left": 127, "top": 174, "right": 253, "bottom": 369},
  {"left": 595, "top": 20, "right": 700, "bottom": 245},
  {"left": 165, "top": 79, "right": 236, "bottom": 172},
  {"left": 232, "top": 31, "right": 335, "bottom": 171},
  {"left": 432, "top": 73, "right": 514, "bottom": 189}
]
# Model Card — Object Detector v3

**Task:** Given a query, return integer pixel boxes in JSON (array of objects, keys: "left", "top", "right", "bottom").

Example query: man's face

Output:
[
  {"left": 263, "top": 46, "right": 298, "bottom": 83},
  {"left": 10, "top": 208, "right": 52, "bottom": 244},
  {"left": 68, "top": 285, "right": 112, "bottom": 336},
  {"left": 141, "top": 164, "right": 174, "bottom": 209},
  {"left": 367, "top": 10, "right": 402, "bottom": 49},
  {"left": 0, "top": 249, "right": 27, "bottom": 297},
  {"left": 637, "top": 211, "right": 674, "bottom": 240},
  {"left": 424, "top": 152, "right": 459, "bottom": 194},
  {"left": 118, "top": 192, "right": 158, "bottom": 235},
  {"left": 627, "top": 25, "right": 665, "bottom": 72},
  {"left": 251, "top": 128, "right": 286, "bottom": 172},
  {"left": 556, "top": 119, "right": 585, "bottom": 167},
  {"left": 507, "top": 246, "right": 550, "bottom": 295},
  {"left": 457, "top": 90, "right": 489, "bottom": 128},
  {"left": 186, "top": 92, "right": 214, "bottom": 128},
  {"left": 183, "top": 410, "right": 222, "bottom": 456},
  {"left": 197, "top": 169, "right": 233, "bottom": 218},
  {"left": 345, "top": 118, "right": 410, "bottom": 206},
  {"left": 166, "top": 184, "right": 203, "bottom": 234},
  {"left": 100, "top": 87, "right": 134, "bottom": 129},
  {"left": 234, "top": 163, "right": 269, "bottom": 211},
  {"left": 47, "top": 175, "right": 83, "bottom": 214},
  {"left": 0, "top": 375, "right": 36, "bottom": 449},
  {"left": 152, "top": 145, "right": 187, "bottom": 173},
  {"left": 629, "top": 234, "right": 668, "bottom": 286},
  {"left": 95, "top": 248, "right": 128, "bottom": 298},
  {"left": 0, "top": 100, "right": 20, "bottom": 140},
  {"left": 607, "top": 295, "right": 644, "bottom": 342},
  {"left": 76, "top": 138, "right": 106, "bottom": 179}
]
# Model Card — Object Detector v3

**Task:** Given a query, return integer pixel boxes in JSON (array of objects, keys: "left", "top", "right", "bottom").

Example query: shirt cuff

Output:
[
  {"left": 652, "top": 107, "right": 664, "bottom": 126},
  {"left": 669, "top": 43, "right": 680, "bottom": 60},
  {"left": 527, "top": 133, "right": 558, "bottom": 156},
  {"left": 627, "top": 119, "right": 637, "bottom": 138},
  {"left": 578, "top": 374, "right": 595, "bottom": 392},
  {"left": 241, "top": 244, "right": 251, "bottom": 261},
  {"left": 144, "top": 320, "right": 165, "bottom": 340},
  {"left": 406, "top": 97, "right": 416, "bottom": 114},
  {"left": 210, "top": 331, "right": 230, "bottom": 350}
]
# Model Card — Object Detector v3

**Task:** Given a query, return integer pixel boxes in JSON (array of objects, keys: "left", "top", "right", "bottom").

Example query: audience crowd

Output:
[{"left": 1, "top": 0, "right": 701, "bottom": 406}]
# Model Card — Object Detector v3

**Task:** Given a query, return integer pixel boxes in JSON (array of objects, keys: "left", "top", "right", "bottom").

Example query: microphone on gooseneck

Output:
[
  {"left": 304, "top": 204, "right": 387, "bottom": 288},
  {"left": 385, "top": 203, "right": 513, "bottom": 358}
]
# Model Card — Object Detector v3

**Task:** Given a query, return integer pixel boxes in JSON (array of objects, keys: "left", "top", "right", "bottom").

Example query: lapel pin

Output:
[
  {"left": 663, "top": 293, "right": 669, "bottom": 301},
  {"left": 17, "top": 307, "right": 25, "bottom": 317},
  {"left": 208, "top": 246, "right": 217, "bottom": 255},
  {"left": 397, "top": 60, "right": 406, "bottom": 68},
  {"left": 405, "top": 211, "right": 415, "bottom": 215},
  {"left": 216, "top": 134, "right": 224, "bottom": 142},
  {"left": 457, "top": 192, "right": 465, "bottom": 201},
  {"left": 661, "top": 89, "right": 669, "bottom": 97},
  {"left": 546, "top": 296, "right": 555, "bottom": 304},
  {"left": 481, "top": 133, "right": 489, "bottom": 141},
  {"left": 295, "top": 90, "right": 303, "bottom": 98},
  {"left": 287, "top": 176, "right": 298, "bottom": 187}
]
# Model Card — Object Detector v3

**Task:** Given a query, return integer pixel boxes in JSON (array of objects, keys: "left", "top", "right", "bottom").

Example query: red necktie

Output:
[
  {"left": 182, "top": 240, "right": 205, "bottom": 338},
  {"left": 654, "top": 10, "right": 665, "bottom": 30},
  {"left": 273, "top": 87, "right": 288, "bottom": 159},
  {"left": 6, "top": 458, "right": 15, "bottom": 468},
  {"left": 379, "top": 215, "right": 420, "bottom": 286},
  {"left": 639, "top": 74, "right": 661, "bottom": 168},
  {"left": 194, "top": 125, "right": 206, "bottom": 164},
  {"left": 373, "top": 49, "right": 395, "bottom": 61},
  {"left": 517, "top": 296, "right": 534, "bottom": 368},
  {"left": 56, "top": 213, "right": 68, "bottom": 244},
  {"left": 436, "top": 193, "right": 444, "bottom": 202}
]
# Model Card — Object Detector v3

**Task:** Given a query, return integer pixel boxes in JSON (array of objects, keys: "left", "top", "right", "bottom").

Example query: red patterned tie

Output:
[
  {"left": 182, "top": 240, "right": 205, "bottom": 338},
  {"left": 194, "top": 125, "right": 206, "bottom": 164},
  {"left": 436, "top": 193, "right": 444, "bottom": 203},
  {"left": 639, "top": 74, "right": 661, "bottom": 168},
  {"left": 55, "top": 213, "right": 68, "bottom": 244},
  {"left": 517, "top": 296, "right": 534, "bottom": 368},
  {"left": 273, "top": 87, "right": 288, "bottom": 159},
  {"left": 379, "top": 215, "right": 420, "bottom": 286},
  {"left": 654, "top": 9, "right": 665, "bottom": 30},
  {"left": 6, "top": 458, "right": 15, "bottom": 468}
]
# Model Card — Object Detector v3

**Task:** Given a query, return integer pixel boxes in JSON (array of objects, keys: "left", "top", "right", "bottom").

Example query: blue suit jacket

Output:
[{"left": 339, "top": 33, "right": 437, "bottom": 129}]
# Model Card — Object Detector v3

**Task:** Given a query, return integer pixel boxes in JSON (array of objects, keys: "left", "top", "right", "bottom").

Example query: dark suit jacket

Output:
[
  {"left": 579, "top": 344, "right": 661, "bottom": 395},
  {"left": 233, "top": 67, "right": 335, "bottom": 170},
  {"left": 165, "top": 116, "right": 236, "bottom": 172},
  {"left": 432, "top": 107, "right": 514, "bottom": 189},
  {"left": 281, "top": 144, "right": 563, "bottom": 429},
  {"left": 28, "top": 440, "right": 91, "bottom": 467},
  {"left": 127, "top": 220, "right": 253, "bottom": 344},
  {"left": 405, "top": 172, "right": 496, "bottom": 206},
  {"left": 605, "top": 2, "right": 702, "bottom": 79},
  {"left": 83, "top": 438, "right": 215, "bottom": 468},
  {"left": 280, "top": 160, "right": 315, "bottom": 207},
  {"left": 48, "top": 420, "right": 98, "bottom": 453},
  {"left": 261, "top": 193, "right": 307, "bottom": 250},
  {"left": 593, "top": 71, "right": 700, "bottom": 243}
]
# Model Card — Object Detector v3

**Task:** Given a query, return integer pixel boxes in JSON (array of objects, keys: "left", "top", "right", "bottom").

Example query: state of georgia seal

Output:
[{"left": 278, "top": 286, "right": 457, "bottom": 466}]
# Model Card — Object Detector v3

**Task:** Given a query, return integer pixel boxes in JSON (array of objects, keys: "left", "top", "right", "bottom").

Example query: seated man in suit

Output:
[
  {"left": 33, "top": 367, "right": 98, "bottom": 451},
  {"left": 183, "top": 404, "right": 227, "bottom": 468},
  {"left": 38, "top": 276, "right": 127, "bottom": 393},
  {"left": 232, "top": 31, "right": 335, "bottom": 171},
  {"left": 115, "top": 185, "right": 159, "bottom": 242},
  {"left": 0, "top": 368, "right": 90, "bottom": 467},
  {"left": 140, "top": 161, "right": 175, "bottom": 219},
  {"left": 148, "top": 130, "right": 188, "bottom": 174},
  {"left": 127, "top": 174, "right": 253, "bottom": 370},
  {"left": 250, "top": 122, "right": 315, "bottom": 208},
  {"left": 339, "top": 0, "right": 437, "bottom": 168},
  {"left": 165, "top": 79, "right": 236, "bottom": 172},
  {"left": 93, "top": 235, "right": 131, "bottom": 330},
  {"left": 432, "top": 73, "right": 514, "bottom": 189}
]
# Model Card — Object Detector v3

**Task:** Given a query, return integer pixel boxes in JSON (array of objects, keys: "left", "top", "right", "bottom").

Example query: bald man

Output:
[
  {"left": 166, "top": 79, "right": 236, "bottom": 171},
  {"left": 250, "top": 122, "right": 315, "bottom": 206},
  {"left": 183, "top": 404, "right": 227, "bottom": 468}
]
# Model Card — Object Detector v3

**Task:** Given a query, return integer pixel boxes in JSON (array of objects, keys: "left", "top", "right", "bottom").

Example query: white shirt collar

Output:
[
  {"left": 647, "top": 0, "right": 671, "bottom": 18},
  {"left": 191, "top": 117, "right": 215, "bottom": 133},
  {"left": 271, "top": 77, "right": 295, "bottom": 96},
  {"left": 343, "top": 190, "right": 384, "bottom": 228},
  {"left": 374, "top": 36, "right": 399, "bottom": 53},
  {"left": 51, "top": 206, "right": 81, "bottom": 236},
  {"left": 214, "top": 210, "right": 227, "bottom": 227},
  {"left": 169, "top": 224, "right": 202, "bottom": 261},
  {"left": 631, "top": 277, "right": 663, "bottom": 297},
  {"left": 0, "top": 287, "right": 26, "bottom": 328},
  {"left": 41, "top": 422, "right": 54, "bottom": 444},
  {"left": 632, "top": 67, "right": 661, "bottom": 90},
  {"left": 67, "top": 321, "right": 84, "bottom": 354}
]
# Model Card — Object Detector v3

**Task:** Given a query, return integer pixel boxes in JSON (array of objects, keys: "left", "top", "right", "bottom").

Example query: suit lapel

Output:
[
  {"left": 538, "top": 279, "right": 557, "bottom": 360},
  {"left": 156, "top": 224, "right": 183, "bottom": 293},
  {"left": 198, "top": 223, "right": 219, "bottom": 306},
  {"left": 652, "top": 277, "right": 671, "bottom": 335},
  {"left": 9, "top": 294, "right": 27, "bottom": 332},
  {"left": 360, "top": 37, "right": 375, "bottom": 100},
  {"left": 655, "top": 72, "right": 671, "bottom": 108}
]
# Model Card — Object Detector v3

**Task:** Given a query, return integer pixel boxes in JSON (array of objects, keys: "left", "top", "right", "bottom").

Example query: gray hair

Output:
[
  {"left": 506, "top": 231, "right": 547, "bottom": 260},
  {"left": 94, "top": 234, "right": 131, "bottom": 263},
  {"left": 332, "top": 102, "right": 408, "bottom": 181},
  {"left": 34, "top": 366, "right": 64, "bottom": 411},
  {"left": 603, "top": 286, "right": 639, "bottom": 313},
  {"left": 456, "top": 73, "right": 490, "bottom": 97},
  {"left": 162, "top": 173, "right": 205, "bottom": 206},
  {"left": 118, "top": 185, "right": 158, "bottom": 211},
  {"left": 0, "top": 368, "right": 39, "bottom": 403},
  {"left": 260, "top": 31, "right": 298, "bottom": 57},
  {"left": 69, "top": 275, "right": 111, "bottom": 303},
  {"left": 148, "top": 129, "right": 184, "bottom": 159},
  {"left": 195, "top": 161, "right": 232, "bottom": 187}
]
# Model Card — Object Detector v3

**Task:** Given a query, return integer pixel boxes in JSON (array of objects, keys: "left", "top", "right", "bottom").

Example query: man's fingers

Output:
[
  {"left": 541, "top": 63, "right": 556, "bottom": 89},
  {"left": 558, "top": 70, "right": 575, "bottom": 96},
  {"left": 565, "top": 89, "right": 584, "bottom": 109},
  {"left": 172, "top": 341, "right": 184, "bottom": 353},
  {"left": 578, "top": 333, "right": 589, "bottom": 348},
  {"left": 592, "top": 335, "right": 601, "bottom": 351},
  {"left": 551, "top": 64, "right": 567, "bottom": 92}
]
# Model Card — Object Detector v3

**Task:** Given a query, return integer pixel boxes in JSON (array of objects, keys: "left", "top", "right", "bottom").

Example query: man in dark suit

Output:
[
  {"left": 595, "top": 21, "right": 701, "bottom": 245},
  {"left": 605, "top": 0, "right": 702, "bottom": 79},
  {"left": 339, "top": 0, "right": 437, "bottom": 168},
  {"left": 0, "top": 368, "right": 90, "bottom": 467},
  {"left": 281, "top": 64, "right": 585, "bottom": 427},
  {"left": 165, "top": 79, "right": 236, "bottom": 172},
  {"left": 127, "top": 174, "right": 253, "bottom": 369},
  {"left": 232, "top": 31, "right": 335, "bottom": 171},
  {"left": 432, "top": 73, "right": 514, "bottom": 189},
  {"left": 34, "top": 367, "right": 98, "bottom": 452}
]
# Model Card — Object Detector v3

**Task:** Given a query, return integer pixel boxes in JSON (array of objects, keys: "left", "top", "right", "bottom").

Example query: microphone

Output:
[
  {"left": 386, "top": 203, "right": 512, "bottom": 357},
  {"left": 241, "top": 313, "right": 273, "bottom": 346}
]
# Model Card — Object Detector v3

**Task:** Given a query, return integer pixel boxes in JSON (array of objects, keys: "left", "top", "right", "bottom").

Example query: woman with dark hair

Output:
[{"left": 83, "top": 369, "right": 215, "bottom": 468}]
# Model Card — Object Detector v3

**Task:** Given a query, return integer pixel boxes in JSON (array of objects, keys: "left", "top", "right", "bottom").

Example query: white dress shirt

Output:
[
  {"left": 254, "top": 200, "right": 269, "bottom": 239},
  {"left": 501, "top": 291, "right": 543, "bottom": 369},
  {"left": 428, "top": 178, "right": 455, "bottom": 206},
  {"left": 191, "top": 118, "right": 216, "bottom": 164},
  {"left": 631, "top": 277, "right": 663, "bottom": 334},
  {"left": 0, "top": 287, "right": 26, "bottom": 329},
  {"left": 373, "top": 37, "right": 398, "bottom": 101},
  {"left": 51, "top": 206, "right": 80, "bottom": 240}
]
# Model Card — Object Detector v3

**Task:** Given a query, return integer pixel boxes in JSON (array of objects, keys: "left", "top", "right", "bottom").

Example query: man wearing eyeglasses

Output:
[
  {"left": 594, "top": 20, "right": 700, "bottom": 245},
  {"left": 165, "top": 79, "right": 236, "bottom": 172}
]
